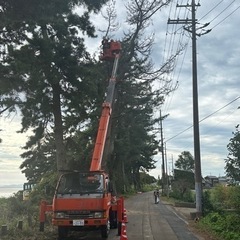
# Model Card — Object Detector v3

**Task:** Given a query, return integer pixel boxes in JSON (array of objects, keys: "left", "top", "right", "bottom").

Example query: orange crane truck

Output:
[{"left": 39, "top": 40, "right": 125, "bottom": 239}]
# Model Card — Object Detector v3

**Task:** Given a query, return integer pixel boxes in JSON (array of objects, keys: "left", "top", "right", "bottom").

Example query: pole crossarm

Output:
[
  {"left": 177, "top": 3, "right": 200, "bottom": 7},
  {"left": 168, "top": 19, "right": 193, "bottom": 24}
]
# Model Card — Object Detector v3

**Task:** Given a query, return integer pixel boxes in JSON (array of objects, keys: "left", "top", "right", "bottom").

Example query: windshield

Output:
[{"left": 56, "top": 172, "right": 104, "bottom": 196}]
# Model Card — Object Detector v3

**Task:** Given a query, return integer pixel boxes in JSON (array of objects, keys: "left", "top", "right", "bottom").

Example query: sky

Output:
[{"left": 0, "top": 0, "right": 240, "bottom": 186}]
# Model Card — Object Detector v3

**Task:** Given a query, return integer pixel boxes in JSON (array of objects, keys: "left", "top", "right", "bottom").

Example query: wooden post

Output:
[
  {"left": 1, "top": 225, "right": 7, "bottom": 236},
  {"left": 17, "top": 220, "right": 23, "bottom": 230}
]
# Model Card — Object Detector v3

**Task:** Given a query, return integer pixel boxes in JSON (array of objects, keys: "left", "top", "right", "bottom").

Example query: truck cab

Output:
[{"left": 52, "top": 171, "right": 117, "bottom": 238}]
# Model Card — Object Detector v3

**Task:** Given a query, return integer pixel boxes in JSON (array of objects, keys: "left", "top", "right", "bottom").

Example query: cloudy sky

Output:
[
  {"left": 1, "top": 0, "right": 240, "bottom": 186},
  {"left": 149, "top": 0, "right": 240, "bottom": 178}
]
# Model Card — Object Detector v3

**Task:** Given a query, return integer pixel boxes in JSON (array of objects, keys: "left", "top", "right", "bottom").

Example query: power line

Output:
[
  {"left": 199, "top": 96, "right": 240, "bottom": 123},
  {"left": 211, "top": 5, "right": 240, "bottom": 29},
  {"left": 198, "top": 0, "right": 225, "bottom": 21},
  {"left": 165, "top": 96, "right": 240, "bottom": 143},
  {"left": 162, "top": 1, "right": 190, "bottom": 115},
  {"left": 210, "top": 0, "right": 236, "bottom": 23},
  {"left": 198, "top": 1, "right": 240, "bottom": 31}
]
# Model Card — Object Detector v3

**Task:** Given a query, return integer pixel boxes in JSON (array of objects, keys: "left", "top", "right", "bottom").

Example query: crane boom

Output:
[
  {"left": 39, "top": 40, "right": 125, "bottom": 239},
  {"left": 90, "top": 40, "right": 121, "bottom": 171}
]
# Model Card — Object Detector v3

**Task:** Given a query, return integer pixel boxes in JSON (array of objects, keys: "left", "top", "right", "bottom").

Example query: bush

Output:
[
  {"left": 228, "top": 186, "right": 240, "bottom": 211},
  {"left": 202, "top": 190, "right": 214, "bottom": 215},
  {"left": 169, "top": 187, "right": 194, "bottom": 202},
  {"left": 210, "top": 185, "right": 233, "bottom": 210},
  {"left": 208, "top": 185, "right": 240, "bottom": 211},
  {"left": 200, "top": 212, "right": 240, "bottom": 240}
]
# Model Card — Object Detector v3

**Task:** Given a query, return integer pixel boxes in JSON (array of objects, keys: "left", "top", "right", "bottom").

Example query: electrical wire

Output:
[
  {"left": 162, "top": 1, "right": 191, "bottom": 115},
  {"left": 211, "top": 5, "right": 240, "bottom": 30},
  {"left": 209, "top": 0, "right": 236, "bottom": 23},
  {"left": 198, "top": 0, "right": 225, "bottom": 21},
  {"left": 165, "top": 96, "right": 240, "bottom": 143},
  {"left": 198, "top": 0, "right": 240, "bottom": 31},
  {"left": 162, "top": 0, "right": 239, "bottom": 117}
]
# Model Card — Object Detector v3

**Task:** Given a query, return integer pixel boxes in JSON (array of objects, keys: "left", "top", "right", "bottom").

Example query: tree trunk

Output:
[{"left": 52, "top": 82, "right": 67, "bottom": 172}]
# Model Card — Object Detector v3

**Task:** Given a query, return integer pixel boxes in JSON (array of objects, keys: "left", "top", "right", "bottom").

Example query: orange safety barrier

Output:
[
  {"left": 120, "top": 222, "right": 128, "bottom": 240},
  {"left": 123, "top": 208, "right": 128, "bottom": 223},
  {"left": 117, "top": 197, "right": 123, "bottom": 223}
]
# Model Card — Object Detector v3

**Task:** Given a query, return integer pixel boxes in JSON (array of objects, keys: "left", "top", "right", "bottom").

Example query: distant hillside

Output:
[{"left": 0, "top": 184, "right": 22, "bottom": 188}]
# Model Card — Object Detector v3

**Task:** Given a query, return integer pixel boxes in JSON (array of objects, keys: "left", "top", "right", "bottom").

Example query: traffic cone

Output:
[
  {"left": 120, "top": 223, "right": 128, "bottom": 240},
  {"left": 123, "top": 208, "right": 128, "bottom": 223}
]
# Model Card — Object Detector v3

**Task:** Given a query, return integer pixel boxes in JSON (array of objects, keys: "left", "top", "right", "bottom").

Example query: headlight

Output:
[
  {"left": 94, "top": 212, "right": 103, "bottom": 218},
  {"left": 55, "top": 212, "right": 66, "bottom": 218}
]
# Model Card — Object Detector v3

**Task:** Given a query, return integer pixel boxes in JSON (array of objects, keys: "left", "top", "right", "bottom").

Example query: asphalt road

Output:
[
  {"left": 47, "top": 191, "right": 200, "bottom": 240},
  {"left": 123, "top": 191, "right": 199, "bottom": 240}
]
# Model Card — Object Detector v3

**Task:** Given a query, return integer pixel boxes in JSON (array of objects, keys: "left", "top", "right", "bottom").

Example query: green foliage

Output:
[
  {"left": 201, "top": 212, "right": 240, "bottom": 240},
  {"left": 140, "top": 172, "right": 156, "bottom": 185},
  {"left": 171, "top": 169, "right": 194, "bottom": 197},
  {"left": 1, "top": 0, "right": 177, "bottom": 195},
  {"left": 175, "top": 151, "right": 194, "bottom": 171},
  {"left": 202, "top": 190, "right": 214, "bottom": 215},
  {"left": 200, "top": 185, "right": 240, "bottom": 214},
  {"left": 228, "top": 186, "right": 240, "bottom": 210},
  {"left": 200, "top": 185, "right": 240, "bottom": 240},
  {"left": 20, "top": 134, "right": 57, "bottom": 182},
  {"left": 169, "top": 187, "right": 194, "bottom": 203},
  {"left": 210, "top": 185, "right": 229, "bottom": 210},
  {"left": 0, "top": 194, "right": 36, "bottom": 231},
  {"left": 0, "top": 173, "right": 58, "bottom": 238},
  {"left": 141, "top": 184, "right": 158, "bottom": 192},
  {"left": 0, "top": 0, "right": 110, "bottom": 175},
  {"left": 28, "top": 172, "right": 58, "bottom": 204},
  {"left": 169, "top": 169, "right": 195, "bottom": 202},
  {"left": 225, "top": 126, "right": 240, "bottom": 181},
  {"left": 174, "top": 169, "right": 195, "bottom": 186},
  {"left": 0, "top": 195, "right": 55, "bottom": 239}
]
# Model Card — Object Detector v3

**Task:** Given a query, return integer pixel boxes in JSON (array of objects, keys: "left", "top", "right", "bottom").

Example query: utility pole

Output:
[
  {"left": 190, "top": 0, "right": 203, "bottom": 216},
  {"left": 168, "top": 0, "right": 203, "bottom": 215},
  {"left": 164, "top": 143, "right": 169, "bottom": 197},
  {"left": 160, "top": 110, "right": 165, "bottom": 194}
]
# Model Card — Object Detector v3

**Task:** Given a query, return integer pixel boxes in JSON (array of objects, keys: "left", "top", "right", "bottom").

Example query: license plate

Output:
[{"left": 73, "top": 219, "right": 84, "bottom": 226}]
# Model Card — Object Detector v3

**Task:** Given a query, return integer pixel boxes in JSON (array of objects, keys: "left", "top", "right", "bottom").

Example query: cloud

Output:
[
  {"left": 153, "top": 0, "right": 240, "bottom": 178},
  {"left": 0, "top": 116, "right": 27, "bottom": 185}
]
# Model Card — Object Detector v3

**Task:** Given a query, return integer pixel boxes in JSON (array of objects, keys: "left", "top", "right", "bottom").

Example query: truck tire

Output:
[
  {"left": 101, "top": 219, "right": 110, "bottom": 238},
  {"left": 58, "top": 226, "right": 68, "bottom": 239}
]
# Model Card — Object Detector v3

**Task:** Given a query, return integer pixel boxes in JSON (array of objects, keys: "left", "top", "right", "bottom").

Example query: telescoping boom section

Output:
[{"left": 90, "top": 40, "right": 121, "bottom": 171}]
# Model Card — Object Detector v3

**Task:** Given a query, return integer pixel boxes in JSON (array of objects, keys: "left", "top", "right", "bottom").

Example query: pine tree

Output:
[
  {"left": 102, "top": 0, "right": 176, "bottom": 191},
  {"left": 175, "top": 151, "right": 195, "bottom": 171},
  {"left": 0, "top": 0, "right": 109, "bottom": 180}
]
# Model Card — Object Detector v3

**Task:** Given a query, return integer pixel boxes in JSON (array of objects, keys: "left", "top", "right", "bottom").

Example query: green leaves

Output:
[
  {"left": 1, "top": 0, "right": 177, "bottom": 192},
  {"left": 175, "top": 151, "right": 195, "bottom": 171},
  {"left": 0, "top": 0, "right": 109, "bottom": 176},
  {"left": 225, "top": 126, "right": 240, "bottom": 182}
]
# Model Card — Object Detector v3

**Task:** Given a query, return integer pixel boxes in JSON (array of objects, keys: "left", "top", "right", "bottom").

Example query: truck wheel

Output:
[
  {"left": 101, "top": 219, "right": 110, "bottom": 238},
  {"left": 58, "top": 226, "right": 68, "bottom": 239}
]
